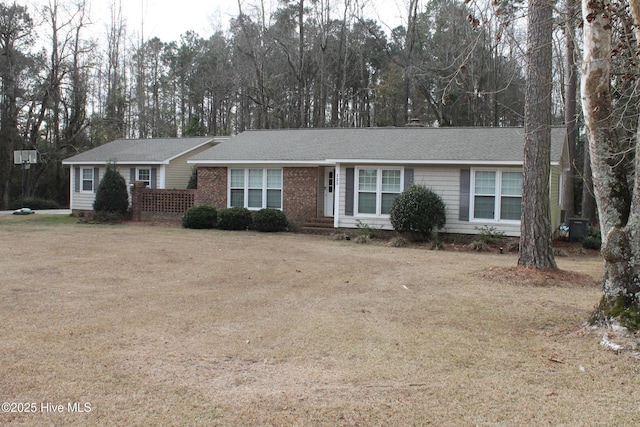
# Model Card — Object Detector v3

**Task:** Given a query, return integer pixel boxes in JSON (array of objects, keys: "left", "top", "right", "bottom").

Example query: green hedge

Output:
[
  {"left": 217, "top": 207, "right": 252, "bottom": 230},
  {"left": 182, "top": 205, "right": 217, "bottom": 229},
  {"left": 9, "top": 198, "right": 61, "bottom": 210},
  {"left": 252, "top": 208, "right": 288, "bottom": 232}
]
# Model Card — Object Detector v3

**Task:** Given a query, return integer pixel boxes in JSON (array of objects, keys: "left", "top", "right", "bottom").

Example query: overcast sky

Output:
[{"left": 18, "top": 0, "right": 407, "bottom": 43}]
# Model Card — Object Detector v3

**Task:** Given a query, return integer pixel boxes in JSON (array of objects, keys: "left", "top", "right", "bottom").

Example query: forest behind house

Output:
[{"left": 0, "top": 0, "right": 635, "bottom": 215}]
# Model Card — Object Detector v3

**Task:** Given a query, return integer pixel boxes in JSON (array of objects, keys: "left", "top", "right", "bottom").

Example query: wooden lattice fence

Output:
[{"left": 131, "top": 182, "right": 195, "bottom": 221}]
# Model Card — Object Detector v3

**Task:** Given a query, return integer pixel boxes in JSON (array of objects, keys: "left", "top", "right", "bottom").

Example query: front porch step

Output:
[{"left": 299, "top": 217, "right": 335, "bottom": 234}]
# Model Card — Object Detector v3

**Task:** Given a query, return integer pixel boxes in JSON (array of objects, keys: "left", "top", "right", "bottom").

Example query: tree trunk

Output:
[
  {"left": 581, "top": 142, "right": 597, "bottom": 223},
  {"left": 297, "top": 0, "right": 305, "bottom": 128},
  {"left": 518, "top": 0, "right": 557, "bottom": 270},
  {"left": 562, "top": 0, "right": 578, "bottom": 219},
  {"left": 584, "top": 0, "right": 640, "bottom": 328}
]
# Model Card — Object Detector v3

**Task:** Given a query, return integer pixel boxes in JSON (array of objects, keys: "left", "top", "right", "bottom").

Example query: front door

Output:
[{"left": 324, "top": 168, "right": 335, "bottom": 217}]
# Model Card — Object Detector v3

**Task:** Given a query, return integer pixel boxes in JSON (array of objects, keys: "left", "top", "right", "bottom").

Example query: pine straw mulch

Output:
[{"left": 480, "top": 265, "right": 600, "bottom": 288}]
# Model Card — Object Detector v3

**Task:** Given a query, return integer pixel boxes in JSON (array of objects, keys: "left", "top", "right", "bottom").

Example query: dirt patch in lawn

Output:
[{"left": 1, "top": 216, "right": 638, "bottom": 426}]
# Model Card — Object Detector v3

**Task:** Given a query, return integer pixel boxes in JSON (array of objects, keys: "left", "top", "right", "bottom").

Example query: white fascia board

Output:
[
  {"left": 187, "top": 160, "right": 335, "bottom": 166},
  {"left": 119, "top": 161, "right": 167, "bottom": 165},
  {"left": 187, "top": 159, "right": 559, "bottom": 167},
  {"left": 327, "top": 159, "right": 527, "bottom": 166},
  {"left": 62, "top": 160, "right": 166, "bottom": 165},
  {"left": 164, "top": 139, "right": 216, "bottom": 163}
]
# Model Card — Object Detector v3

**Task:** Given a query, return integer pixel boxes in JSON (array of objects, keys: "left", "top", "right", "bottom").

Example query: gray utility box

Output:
[{"left": 568, "top": 218, "right": 589, "bottom": 242}]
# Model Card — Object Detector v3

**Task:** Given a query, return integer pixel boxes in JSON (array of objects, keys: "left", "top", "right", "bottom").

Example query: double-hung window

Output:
[
  {"left": 137, "top": 168, "right": 151, "bottom": 187},
  {"left": 81, "top": 168, "right": 94, "bottom": 192},
  {"left": 472, "top": 170, "right": 522, "bottom": 221},
  {"left": 356, "top": 168, "right": 402, "bottom": 216},
  {"left": 229, "top": 168, "right": 283, "bottom": 209}
]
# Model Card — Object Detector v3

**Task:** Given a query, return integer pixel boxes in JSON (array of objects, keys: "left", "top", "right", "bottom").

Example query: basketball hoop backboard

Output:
[{"left": 13, "top": 150, "right": 38, "bottom": 165}]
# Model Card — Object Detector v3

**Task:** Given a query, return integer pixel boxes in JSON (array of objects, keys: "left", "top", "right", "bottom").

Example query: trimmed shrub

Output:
[
  {"left": 389, "top": 185, "right": 446, "bottom": 241},
  {"left": 9, "top": 197, "right": 61, "bottom": 210},
  {"left": 217, "top": 207, "right": 252, "bottom": 230},
  {"left": 93, "top": 163, "right": 129, "bottom": 217},
  {"left": 252, "top": 208, "right": 288, "bottom": 232},
  {"left": 582, "top": 227, "right": 602, "bottom": 250},
  {"left": 182, "top": 205, "right": 217, "bottom": 229}
]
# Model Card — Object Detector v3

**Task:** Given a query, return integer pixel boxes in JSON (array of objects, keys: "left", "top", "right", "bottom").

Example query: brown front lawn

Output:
[{"left": 1, "top": 215, "right": 637, "bottom": 426}]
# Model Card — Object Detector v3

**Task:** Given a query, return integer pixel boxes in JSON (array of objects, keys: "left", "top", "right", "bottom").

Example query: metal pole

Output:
[{"left": 21, "top": 161, "right": 26, "bottom": 208}]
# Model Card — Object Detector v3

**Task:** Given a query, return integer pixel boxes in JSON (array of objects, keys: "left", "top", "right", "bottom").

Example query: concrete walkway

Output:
[{"left": 0, "top": 209, "right": 72, "bottom": 216}]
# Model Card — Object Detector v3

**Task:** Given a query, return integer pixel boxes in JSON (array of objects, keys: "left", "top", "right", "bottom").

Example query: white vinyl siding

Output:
[
  {"left": 228, "top": 168, "right": 283, "bottom": 209},
  {"left": 549, "top": 164, "right": 563, "bottom": 234},
  {"left": 71, "top": 167, "right": 100, "bottom": 211},
  {"left": 337, "top": 166, "right": 524, "bottom": 236}
]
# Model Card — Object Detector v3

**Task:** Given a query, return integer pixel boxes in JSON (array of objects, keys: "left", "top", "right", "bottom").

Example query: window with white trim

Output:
[
  {"left": 356, "top": 168, "right": 402, "bottom": 216},
  {"left": 81, "top": 168, "right": 94, "bottom": 192},
  {"left": 137, "top": 168, "right": 151, "bottom": 187},
  {"left": 471, "top": 170, "right": 522, "bottom": 221},
  {"left": 229, "top": 168, "right": 283, "bottom": 209}
]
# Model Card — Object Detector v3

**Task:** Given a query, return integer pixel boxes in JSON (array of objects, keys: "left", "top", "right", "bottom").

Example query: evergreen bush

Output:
[
  {"left": 389, "top": 185, "right": 446, "bottom": 241},
  {"left": 187, "top": 167, "right": 198, "bottom": 189},
  {"left": 93, "top": 163, "right": 129, "bottom": 217},
  {"left": 582, "top": 227, "right": 602, "bottom": 250},
  {"left": 9, "top": 198, "right": 61, "bottom": 210},
  {"left": 182, "top": 205, "right": 217, "bottom": 229},
  {"left": 217, "top": 207, "right": 252, "bottom": 230},
  {"left": 252, "top": 208, "right": 288, "bottom": 232}
]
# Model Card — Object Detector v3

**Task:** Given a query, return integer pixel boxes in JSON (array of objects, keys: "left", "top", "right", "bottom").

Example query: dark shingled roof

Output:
[
  {"left": 63, "top": 137, "right": 216, "bottom": 165},
  {"left": 189, "top": 127, "right": 565, "bottom": 165}
]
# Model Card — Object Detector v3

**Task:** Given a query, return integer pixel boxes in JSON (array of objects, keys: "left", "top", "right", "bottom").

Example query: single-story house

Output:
[
  {"left": 62, "top": 136, "right": 227, "bottom": 214},
  {"left": 189, "top": 127, "right": 567, "bottom": 237}
]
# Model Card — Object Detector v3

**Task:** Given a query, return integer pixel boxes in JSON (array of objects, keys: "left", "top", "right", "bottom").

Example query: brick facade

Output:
[
  {"left": 194, "top": 167, "right": 227, "bottom": 209},
  {"left": 283, "top": 167, "right": 319, "bottom": 224},
  {"left": 191, "top": 166, "right": 319, "bottom": 225}
]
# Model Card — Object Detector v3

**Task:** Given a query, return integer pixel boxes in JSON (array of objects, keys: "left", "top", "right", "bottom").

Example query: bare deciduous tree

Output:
[
  {"left": 0, "top": 3, "right": 33, "bottom": 208},
  {"left": 584, "top": 0, "right": 640, "bottom": 328}
]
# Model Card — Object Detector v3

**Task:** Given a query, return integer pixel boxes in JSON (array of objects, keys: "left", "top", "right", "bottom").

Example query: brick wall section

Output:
[
  {"left": 194, "top": 167, "right": 227, "bottom": 209},
  {"left": 192, "top": 166, "right": 318, "bottom": 224},
  {"left": 130, "top": 181, "right": 146, "bottom": 221},
  {"left": 283, "top": 167, "right": 319, "bottom": 224}
]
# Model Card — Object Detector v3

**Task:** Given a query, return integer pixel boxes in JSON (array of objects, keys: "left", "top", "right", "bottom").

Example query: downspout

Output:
[
  {"left": 69, "top": 166, "right": 75, "bottom": 211},
  {"left": 159, "top": 165, "right": 166, "bottom": 188},
  {"left": 333, "top": 163, "right": 340, "bottom": 228}
]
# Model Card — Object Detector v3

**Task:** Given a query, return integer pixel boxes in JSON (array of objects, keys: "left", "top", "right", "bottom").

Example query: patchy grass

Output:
[
  {"left": 0, "top": 217, "right": 638, "bottom": 426},
  {"left": 0, "top": 213, "right": 77, "bottom": 226}
]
